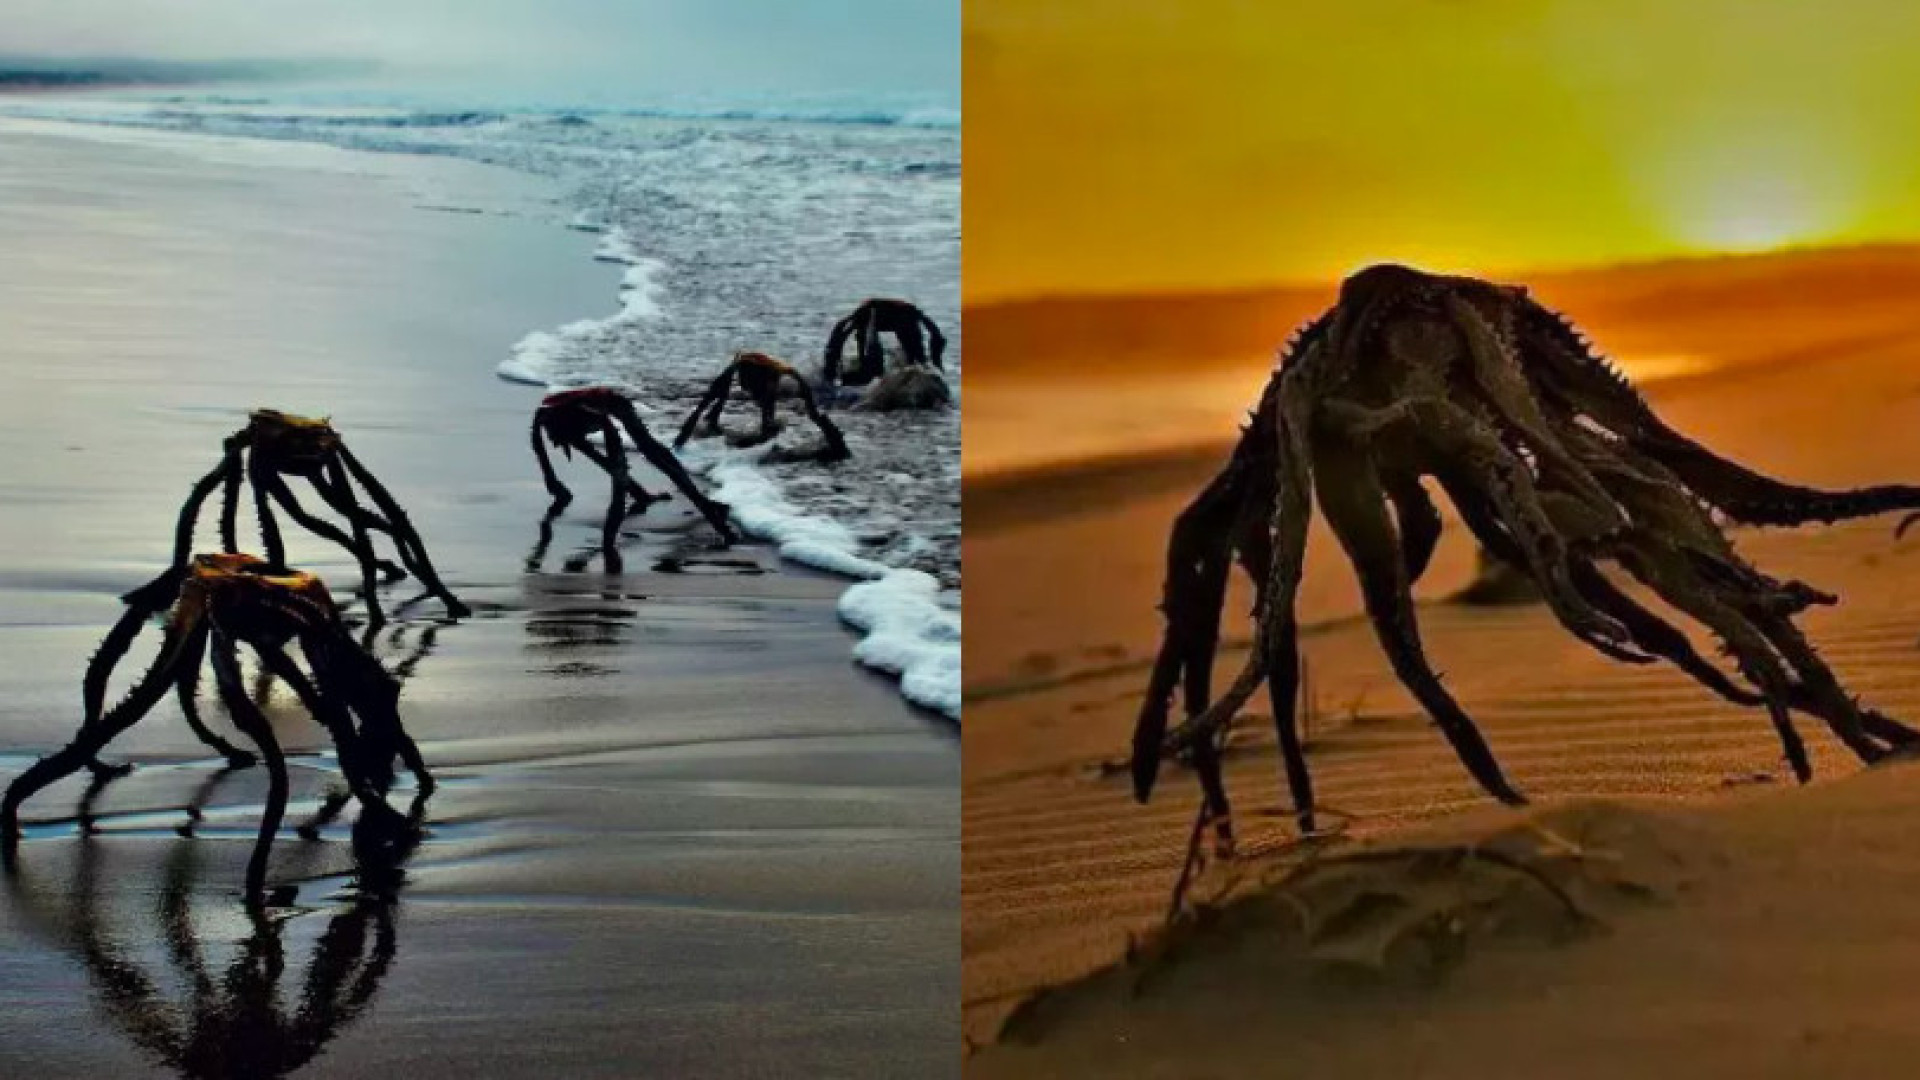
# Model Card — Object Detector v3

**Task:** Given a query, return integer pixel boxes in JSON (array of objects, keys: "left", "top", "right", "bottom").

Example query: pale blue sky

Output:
[{"left": 1, "top": 0, "right": 958, "bottom": 105}]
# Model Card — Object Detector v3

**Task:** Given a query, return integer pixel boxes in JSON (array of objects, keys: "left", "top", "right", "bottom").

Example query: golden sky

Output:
[{"left": 965, "top": 0, "right": 1920, "bottom": 303}]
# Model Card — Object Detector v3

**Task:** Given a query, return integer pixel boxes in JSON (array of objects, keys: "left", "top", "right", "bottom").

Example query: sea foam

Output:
[{"left": 688, "top": 446, "right": 961, "bottom": 720}]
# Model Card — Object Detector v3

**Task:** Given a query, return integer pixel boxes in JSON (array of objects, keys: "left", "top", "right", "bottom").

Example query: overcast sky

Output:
[{"left": 0, "top": 0, "right": 958, "bottom": 105}]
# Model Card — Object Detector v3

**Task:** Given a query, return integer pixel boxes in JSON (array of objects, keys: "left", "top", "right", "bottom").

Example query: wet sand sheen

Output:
[{"left": 0, "top": 119, "right": 957, "bottom": 1076}]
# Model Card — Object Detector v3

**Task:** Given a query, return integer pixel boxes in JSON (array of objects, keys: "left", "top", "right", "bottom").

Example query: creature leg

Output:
[
  {"left": 172, "top": 446, "right": 239, "bottom": 566},
  {"left": 208, "top": 632, "right": 289, "bottom": 903},
  {"left": 856, "top": 313, "right": 884, "bottom": 384},
  {"left": 791, "top": 376, "right": 850, "bottom": 462},
  {"left": 1445, "top": 295, "right": 1620, "bottom": 527},
  {"left": 588, "top": 417, "right": 629, "bottom": 571},
  {"left": 1383, "top": 473, "right": 1443, "bottom": 582},
  {"left": 1399, "top": 397, "right": 1629, "bottom": 651},
  {"left": 895, "top": 320, "right": 930, "bottom": 369},
  {"left": 219, "top": 445, "right": 244, "bottom": 553},
  {"left": 335, "top": 447, "right": 470, "bottom": 619},
  {"left": 172, "top": 622, "right": 256, "bottom": 767},
  {"left": 613, "top": 400, "right": 738, "bottom": 544},
  {"left": 531, "top": 413, "right": 573, "bottom": 512},
  {"left": 246, "top": 456, "right": 287, "bottom": 565},
  {"left": 1747, "top": 608, "right": 1917, "bottom": 758},
  {"left": 1315, "top": 446, "right": 1526, "bottom": 805},
  {"left": 266, "top": 474, "right": 404, "bottom": 581},
  {"left": 252, "top": 644, "right": 410, "bottom": 818},
  {"left": 1621, "top": 558, "right": 1813, "bottom": 779},
  {"left": 5, "top": 622, "right": 187, "bottom": 840},
  {"left": 569, "top": 439, "right": 664, "bottom": 509},
  {"left": 263, "top": 475, "right": 391, "bottom": 632},
  {"left": 674, "top": 370, "right": 735, "bottom": 449},
  {"left": 1156, "top": 377, "right": 1320, "bottom": 830},
  {"left": 1133, "top": 454, "right": 1251, "bottom": 842}
]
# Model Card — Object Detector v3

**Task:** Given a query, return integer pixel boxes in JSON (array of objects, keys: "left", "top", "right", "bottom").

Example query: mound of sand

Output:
[
  {"left": 970, "top": 759, "right": 1920, "bottom": 1078},
  {"left": 984, "top": 800, "right": 1708, "bottom": 1047}
]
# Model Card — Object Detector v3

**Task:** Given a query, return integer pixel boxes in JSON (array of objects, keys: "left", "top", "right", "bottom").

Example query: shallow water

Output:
[{"left": 0, "top": 119, "right": 957, "bottom": 1077}]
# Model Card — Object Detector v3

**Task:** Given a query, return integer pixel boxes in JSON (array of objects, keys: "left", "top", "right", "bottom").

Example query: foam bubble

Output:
[{"left": 692, "top": 447, "right": 960, "bottom": 720}]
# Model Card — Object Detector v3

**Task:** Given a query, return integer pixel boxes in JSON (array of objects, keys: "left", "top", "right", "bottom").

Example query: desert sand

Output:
[{"left": 963, "top": 245, "right": 1920, "bottom": 1075}]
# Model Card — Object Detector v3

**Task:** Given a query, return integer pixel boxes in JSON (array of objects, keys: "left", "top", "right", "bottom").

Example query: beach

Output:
[
  {"left": 0, "top": 118, "right": 957, "bottom": 1077},
  {"left": 962, "top": 246, "right": 1920, "bottom": 1072}
]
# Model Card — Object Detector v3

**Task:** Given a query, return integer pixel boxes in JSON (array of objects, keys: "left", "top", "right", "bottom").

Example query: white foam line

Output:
[
  {"left": 686, "top": 444, "right": 961, "bottom": 721},
  {"left": 497, "top": 226, "right": 667, "bottom": 389}
]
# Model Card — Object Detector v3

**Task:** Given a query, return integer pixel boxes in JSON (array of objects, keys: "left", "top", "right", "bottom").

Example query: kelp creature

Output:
[
  {"left": 821, "top": 297, "right": 947, "bottom": 388},
  {"left": 673, "top": 350, "right": 851, "bottom": 462},
  {"left": 530, "top": 387, "right": 738, "bottom": 571},
  {"left": 1, "top": 554, "right": 431, "bottom": 903},
  {"left": 1133, "top": 263, "right": 1920, "bottom": 846},
  {"left": 174, "top": 409, "right": 469, "bottom": 628}
]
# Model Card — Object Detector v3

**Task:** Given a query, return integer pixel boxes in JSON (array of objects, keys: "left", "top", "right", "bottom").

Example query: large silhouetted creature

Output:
[
  {"left": 674, "top": 350, "right": 850, "bottom": 462},
  {"left": 530, "top": 387, "right": 737, "bottom": 570},
  {"left": 821, "top": 298, "right": 946, "bottom": 388},
  {"left": 1133, "top": 263, "right": 1920, "bottom": 851},
  {"left": 1, "top": 554, "right": 431, "bottom": 903},
  {"left": 173, "top": 409, "right": 468, "bottom": 628}
]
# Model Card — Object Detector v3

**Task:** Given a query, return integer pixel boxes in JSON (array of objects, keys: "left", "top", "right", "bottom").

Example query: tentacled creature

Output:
[
  {"left": 821, "top": 297, "right": 947, "bottom": 388},
  {"left": 174, "top": 409, "right": 469, "bottom": 628},
  {"left": 530, "top": 387, "right": 738, "bottom": 571},
  {"left": 1133, "top": 264, "right": 1920, "bottom": 847},
  {"left": 673, "top": 350, "right": 851, "bottom": 462},
  {"left": 2, "top": 554, "right": 431, "bottom": 902}
]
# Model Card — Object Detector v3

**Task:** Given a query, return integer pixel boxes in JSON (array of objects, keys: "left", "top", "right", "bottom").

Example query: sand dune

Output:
[{"left": 962, "top": 246, "right": 1920, "bottom": 1071}]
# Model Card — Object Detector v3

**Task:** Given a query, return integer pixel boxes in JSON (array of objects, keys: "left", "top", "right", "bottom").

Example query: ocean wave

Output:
[
  {"left": 7, "top": 86, "right": 961, "bottom": 721},
  {"left": 607, "top": 103, "right": 958, "bottom": 129},
  {"left": 692, "top": 449, "right": 960, "bottom": 720}
]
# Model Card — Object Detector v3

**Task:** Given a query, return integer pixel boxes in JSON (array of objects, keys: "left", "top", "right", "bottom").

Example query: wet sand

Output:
[
  {"left": 962, "top": 247, "right": 1920, "bottom": 1071},
  {"left": 0, "top": 119, "right": 956, "bottom": 1077}
]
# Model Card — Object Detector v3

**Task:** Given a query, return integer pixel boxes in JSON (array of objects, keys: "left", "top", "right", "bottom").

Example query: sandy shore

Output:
[
  {"left": 962, "top": 247, "right": 1920, "bottom": 1071},
  {"left": 0, "top": 120, "right": 956, "bottom": 1077}
]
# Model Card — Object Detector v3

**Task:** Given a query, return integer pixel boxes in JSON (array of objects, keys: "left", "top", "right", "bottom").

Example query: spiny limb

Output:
[
  {"left": 209, "top": 632, "right": 289, "bottom": 905},
  {"left": 789, "top": 375, "right": 851, "bottom": 462},
  {"left": 252, "top": 642, "right": 408, "bottom": 823},
  {"left": 1315, "top": 442, "right": 1524, "bottom": 807},
  {"left": 531, "top": 413, "right": 573, "bottom": 512},
  {"left": 1132, "top": 456, "right": 1250, "bottom": 808},
  {"left": 1151, "top": 374, "right": 1320, "bottom": 830},
  {"left": 821, "top": 315, "right": 857, "bottom": 387},
  {"left": 5, "top": 624, "right": 187, "bottom": 841},
  {"left": 172, "top": 622, "right": 255, "bottom": 768},
  {"left": 336, "top": 446, "right": 470, "bottom": 619},
  {"left": 674, "top": 369, "right": 735, "bottom": 449},
  {"left": 1446, "top": 294, "right": 1620, "bottom": 529},
  {"left": 567, "top": 435, "right": 666, "bottom": 510},
  {"left": 172, "top": 448, "right": 239, "bottom": 567},
  {"left": 611, "top": 398, "right": 738, "bottom": 545},
  {"left": 219, "top": 444, "right": 244, "bottom": 553},
  {"left": 1746, "top": 604, "right": 1905, "bottom": 762},
  {"left": 265, "top": 474, "right": 405, "bottom": 582},
  {"left": 246, "top": 455, "right": 287, "bottom": 566},
  {"left": 594, "top": 416, "right": 629, "bottom": 572},
  {"left": 920, "top": 311, "right": 948, "bottom": 370}
]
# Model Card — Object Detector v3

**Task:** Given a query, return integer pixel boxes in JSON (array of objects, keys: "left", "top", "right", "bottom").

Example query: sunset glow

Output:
[{"left": 966, "top": 0, "right": 1920, "bottom": 302}]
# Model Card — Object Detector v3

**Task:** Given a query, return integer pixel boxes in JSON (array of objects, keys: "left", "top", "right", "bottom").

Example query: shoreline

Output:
[{"left": 0, "top": 117, "right": 957, "bottom": 1077}]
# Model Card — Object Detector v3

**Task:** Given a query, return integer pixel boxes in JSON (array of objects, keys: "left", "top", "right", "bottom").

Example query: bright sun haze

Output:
[{"left": 965, "top": 0, "right": 1920, "bottom": 303}]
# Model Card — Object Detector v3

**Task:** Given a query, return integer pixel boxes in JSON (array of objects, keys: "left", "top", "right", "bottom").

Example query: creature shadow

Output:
[{"left": 3, "top": 785, "right": 427, "bottom": 1078}]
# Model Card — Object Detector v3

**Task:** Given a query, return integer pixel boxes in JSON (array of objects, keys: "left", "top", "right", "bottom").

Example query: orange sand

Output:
[{"left": 962, "top": 245, "right": 1920, "bottom": 1073}]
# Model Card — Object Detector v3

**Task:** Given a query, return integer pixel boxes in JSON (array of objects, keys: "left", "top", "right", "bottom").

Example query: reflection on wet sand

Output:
[{"left": 5, "top": 790, "right": 426, "bottom": 1079}]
